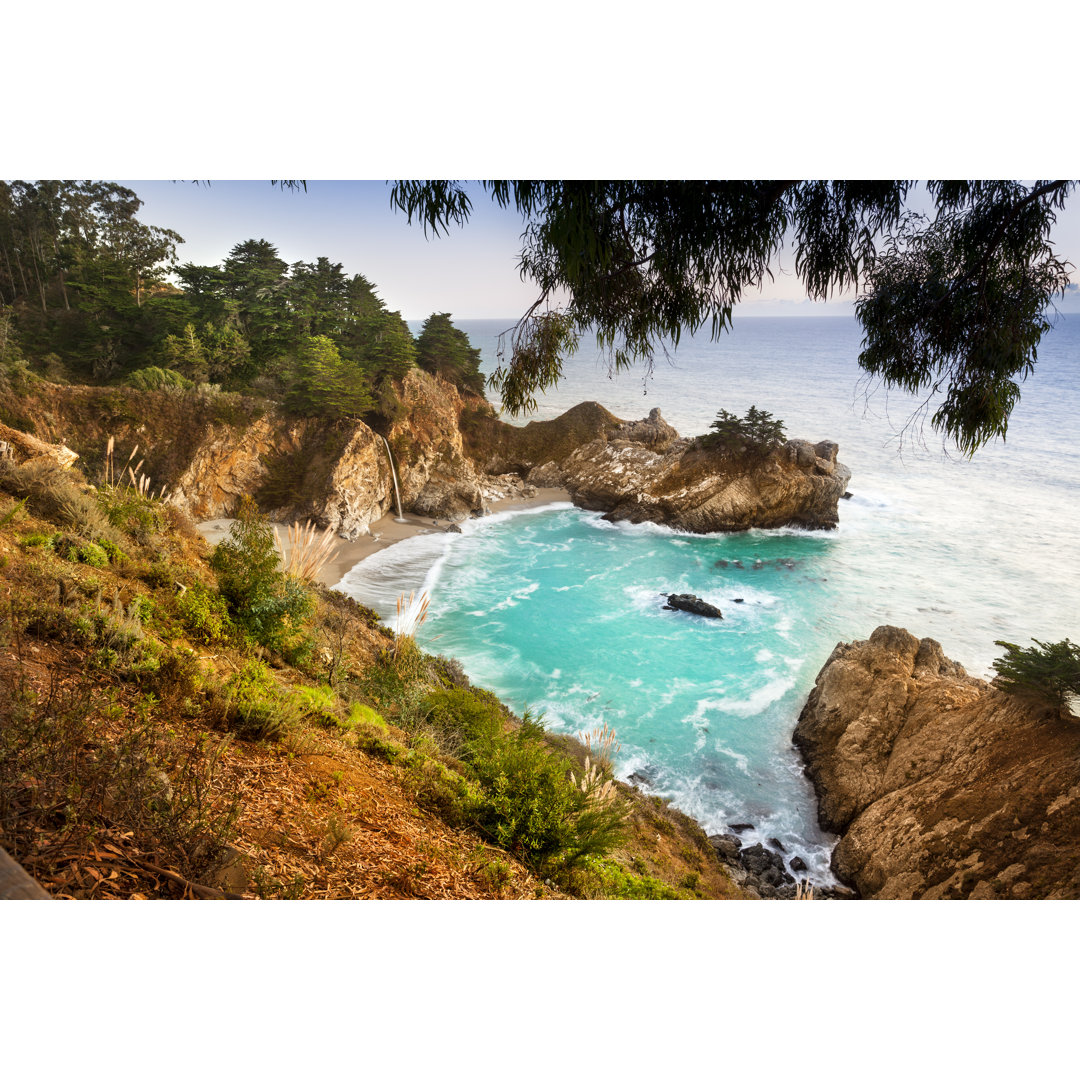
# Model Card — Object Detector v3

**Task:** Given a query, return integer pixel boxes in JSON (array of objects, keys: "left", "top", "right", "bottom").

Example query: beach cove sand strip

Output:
[{"left": 194, "top": 487, "right": 571, "bottom": 588}]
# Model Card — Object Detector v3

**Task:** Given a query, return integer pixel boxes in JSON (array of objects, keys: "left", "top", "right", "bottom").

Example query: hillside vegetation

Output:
[{"left": 0, "top": 437, "right": 742, "bottom": 899}]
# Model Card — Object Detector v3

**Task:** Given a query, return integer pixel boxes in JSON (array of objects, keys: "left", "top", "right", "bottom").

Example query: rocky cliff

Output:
[
  {"left": 794, "top": 626, "right": 1080, "bottom": 899},
  {"left": 479, "top": 404, "right": 850, "bottom": 532},
  {"left": 2, "top": 377, "right": 851, "bottom": 537}
]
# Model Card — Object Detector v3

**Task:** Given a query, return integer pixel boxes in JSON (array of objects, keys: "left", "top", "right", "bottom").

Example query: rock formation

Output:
[
  {"left": 663, "top": 593, "right": 723, "bottom": 618},
  {"left": 3, "top": 376, "right": 850, "bottom": 538},
  {"left": 0, "top": 421, "right": 78, "bottom": 469},
  {"left": 169, "top": 415, "right": 306, "bottom": 522},
  {"left": 478, "top": 403, "right": 850, "bottom": 533},
  {"left": 794, "top": 625, "right": 1080, "bottom": 899}
]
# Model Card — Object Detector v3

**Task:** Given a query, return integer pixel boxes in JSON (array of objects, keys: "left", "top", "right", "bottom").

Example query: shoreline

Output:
[{"left": 194, "top": 487, "right": 572, "bottom": 588}]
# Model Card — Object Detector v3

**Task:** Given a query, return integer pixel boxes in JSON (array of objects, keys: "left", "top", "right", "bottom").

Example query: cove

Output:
[{"left": 338, "top": 502, "right": 843, "bottom": 881}]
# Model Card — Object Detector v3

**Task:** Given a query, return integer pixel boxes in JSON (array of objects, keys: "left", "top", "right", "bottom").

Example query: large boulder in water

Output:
[
  {"left": 565, "top": 434, "right": 851, "bottom": 532},
  {"left": 794, "top": 625, "right": 1080, "bottom": 899}
]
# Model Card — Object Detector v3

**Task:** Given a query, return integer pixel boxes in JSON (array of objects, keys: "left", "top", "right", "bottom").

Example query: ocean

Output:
[{"left": 336, "top": 315, "right": 1080, "bottom": 880}]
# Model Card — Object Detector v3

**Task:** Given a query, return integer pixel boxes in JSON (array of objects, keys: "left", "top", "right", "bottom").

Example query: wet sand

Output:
[{"left": 195, "top": 487, "right": 571, "bottom": 589}]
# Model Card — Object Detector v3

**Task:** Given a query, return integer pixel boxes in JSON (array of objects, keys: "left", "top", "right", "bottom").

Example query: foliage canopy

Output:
[
  {"left": 700, "top": 405, "right": 786, "bottom": 457},
  {"left": 992, "top": 638, "right": 1080, "bottom": 709},
  {"left": 389, "top": 180, "right": 1076, "bottom": 453}
]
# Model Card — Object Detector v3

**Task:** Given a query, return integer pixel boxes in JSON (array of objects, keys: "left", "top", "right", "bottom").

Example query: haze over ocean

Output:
[{"left": 338, "top": 315, "right": 1080, "bottom": 873}]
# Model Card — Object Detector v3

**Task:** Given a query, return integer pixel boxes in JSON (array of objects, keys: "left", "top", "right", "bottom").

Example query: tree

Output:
[
  {"left": 416, "top": 312, "right": 484, "bottom": 393},
  {"left": 992, "top": 638, "right": 1080, "bottom": 710},
  {"left": 209, "top": 496, "right": 313, "bottom": 654},
  {"left": 220, "top": 239, "right": 296, "bottom": 362},
  {"left": 288, "top": 333, "right": 373, "bottom": 420},
  {"left": 700, "top": 405, "right": 786, "bottom": 457},
  {"left": 387, "top": 180, "right": 1076, "bottom": 453}
]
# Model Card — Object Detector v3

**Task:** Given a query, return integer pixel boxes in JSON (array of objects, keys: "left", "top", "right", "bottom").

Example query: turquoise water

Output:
[{"left": 339, "top": 315, "right": 1080, "bottom": 879}]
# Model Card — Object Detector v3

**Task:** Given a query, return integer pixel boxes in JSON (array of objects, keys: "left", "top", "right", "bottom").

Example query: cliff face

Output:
[
  {"left": 169, "top": 415, "right": 307, "bottom": 521},
  {"left": 3, "top": 378, "right": 851, "bottom": 537},
  {"left": 387, "top": 369, "right": 489, "bottom": 519},
  {"left": 486, "top": 405, "right": 850, "bottom": 533},
  {"left": 794, "top": 626, "right": 1080, "bottom": 899}
]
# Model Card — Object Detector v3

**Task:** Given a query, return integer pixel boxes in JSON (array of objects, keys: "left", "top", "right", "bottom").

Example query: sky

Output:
[{"left": 121, "top": 179, "right": 1080, "bottom": 322}]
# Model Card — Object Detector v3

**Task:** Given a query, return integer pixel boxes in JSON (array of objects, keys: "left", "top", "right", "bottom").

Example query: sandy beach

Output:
[{"left": 195, "top": 487, "right": 571, "bottom": 589}]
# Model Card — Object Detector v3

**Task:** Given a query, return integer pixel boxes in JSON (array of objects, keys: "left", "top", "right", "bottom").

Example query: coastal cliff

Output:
[
  {"left": 1, "top": 377, "right": 850, "bottom": 536},
  {"left": 794, "top": 626, "right": 1080, "bottom": 899},
  {"left": 475, "top": 403, "right": 851, "bottom": 533}
]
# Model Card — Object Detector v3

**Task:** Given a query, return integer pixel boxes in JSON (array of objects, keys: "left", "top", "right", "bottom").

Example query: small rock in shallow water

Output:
[
  {"left": 790, "top": 856, "right": 808, "bottom": 874},
  {"left": 663, "top": 593, "right": 723, "bottom": 618},
  {"left": 729, "top": 822, "right": 754, "bottom": 833},
  {"left": 767, "top": 837, "right": 787, "bottom": 853}
]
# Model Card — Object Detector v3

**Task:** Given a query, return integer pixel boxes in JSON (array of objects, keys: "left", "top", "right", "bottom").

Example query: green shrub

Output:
[
  {"left": 575, "top": 857, "right": 685, "bottom": 899},
  {"left": 421, "top": 687, "right": 506, "bottom": 758},
  {"left": 992, "top": 638, "right": 1080, "bottom": 709},
  {"left": 347, "top": 702, "right": 387, "bottom": 729},
  {"left": 174, "top": 582, "right": 235, "bottom": 645},
  {"left": 125, "top": 366, "right": 193, "bottom": 392},
  {"left": 20, "top": 531, "right": 57, "bottom": 550},
  {"left": 294, "top": 684, "right": 341, "bottom": 728},
  {"left": 699, "top": 405, "right": 786, "bottom": 457},
  {"left": 98, "top": 486, "right": 165, "bottom": 540},
  {"left": 467, "top": 718, "right": 626, "bottom": 878},
  {"left": 217, "top": 659, "right": 293, "bottom": 741},
  {"left": 210, "top": 497, "right": 314, "bottom": 653},
  {"left": 404, "top": 753, "right": 484, "bottom": 828},
  {"left": 98, "top": 537, "right": 126, "bottom": 563},
  {"left": 74, "top": 541, "right": 109, "bottom": 567}
]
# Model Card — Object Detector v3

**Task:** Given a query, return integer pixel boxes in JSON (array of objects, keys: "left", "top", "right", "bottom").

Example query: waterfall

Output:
[{"left": 380, "top": 436, "right": 407, "bottom": 522}]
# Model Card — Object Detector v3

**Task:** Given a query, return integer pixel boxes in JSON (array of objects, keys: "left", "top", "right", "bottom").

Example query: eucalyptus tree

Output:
[{"left": 388, "top": 180, "right": 1076, "bottom": 454}]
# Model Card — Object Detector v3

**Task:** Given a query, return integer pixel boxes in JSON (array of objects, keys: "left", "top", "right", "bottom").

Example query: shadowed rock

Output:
[{"left": 663, "top": 594, "right": 722, "bottom": 619}]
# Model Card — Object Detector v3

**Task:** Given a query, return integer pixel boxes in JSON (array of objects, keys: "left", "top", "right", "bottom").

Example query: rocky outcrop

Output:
[
  {"left": 387, "top": 370, "right": 488, "bottom": 519},
  {"left": 705, "top": 832, "right": 855, "bottom": 899},
  {"left": 476, "top": 401, "right": 850, "bottom": 533},
  {"left": 794, "top": 625, "right": 1080, "bottom": 899},
  {"left": 0, "top": 421, "right": 78, "bottom": 468},
  {"left": 663, "top": 593, "right": 723, "bottom": 618},
  {"left": 5, "top": 376, "right": 849, "bottom": 537},
  {"left": 169, "top": 415, "right": 306, "bottom": 521},
  {"left": 559, "top": 433, "right": 849, "bottom": 532}
]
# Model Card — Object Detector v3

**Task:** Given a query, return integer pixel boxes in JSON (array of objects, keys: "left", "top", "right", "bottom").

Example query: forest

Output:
[{"left": 0, "top": 180, "right": 484, "bottom": 421}]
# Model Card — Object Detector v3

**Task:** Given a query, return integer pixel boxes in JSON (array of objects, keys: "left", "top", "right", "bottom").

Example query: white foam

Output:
[
  {"left": 711, "top": 676, "right": 797, "bottom": 718},
  {"left": 490, "top": 581, "right": 540, "bottom": 611}
]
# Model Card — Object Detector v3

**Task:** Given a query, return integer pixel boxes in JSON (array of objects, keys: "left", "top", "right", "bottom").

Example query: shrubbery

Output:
[
  {"left": 124, "top": 366, "right": 193, "bottom": 392},
  {"left": 209, "top": 497, "right": 314, "bottom": 657},
  {"left": 419, "top": 690, "right": 626, "bottom": 878},
  {"left": 992, "top": 638, "right": 1080, "bottom": 710},
  {"left": 699, "top": 405, "right": 786, "bottom": 457}
]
